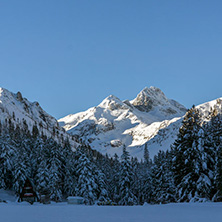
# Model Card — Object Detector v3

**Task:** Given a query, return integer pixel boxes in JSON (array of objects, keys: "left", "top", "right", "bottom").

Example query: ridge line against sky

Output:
[{"left": 0, "top": 0, "right": 222, "bottom": 118}]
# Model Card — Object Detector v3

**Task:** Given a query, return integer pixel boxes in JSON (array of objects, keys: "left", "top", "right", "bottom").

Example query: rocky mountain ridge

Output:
[
  {"left": 0, "top": 87, "right": 78, "bottom": 149},
  {"left": 59, "top": 87, "right": 188, "bottom": 158},
  {"left": 1, "top": 86, "right": 221, "bottom": 160}
]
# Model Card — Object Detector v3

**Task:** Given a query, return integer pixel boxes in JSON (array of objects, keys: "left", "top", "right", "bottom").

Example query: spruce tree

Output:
[
  {"left": 110, "top": 153, "right": 121, "bottom": 203},
  {"left": 47, "top": 139, "right": 63, "bottom": 201},
  {"left": 61, "top": 139, "right": 76, "bottom": 197},
  {"left": 140, "top": 144, "right": 152, "bottom": 204},
  {"left": 118, "top": 146, "right": 137, "bottom": 205},
  {"left": 172, "top": 106, "right": 202, "bottom": 202},
  {"left": 195, "top": 126, "right": 213, "bottom": 200},
  {"left": 95, "top": 168, "right": 111, "bottom": 204},
  {"left": 152, "top": 150, "right": 175, "bottom": 204},
  {"left": 35, "top": 138, "right": 50, "bottom": 197},
  {"left": 209, "top": 113, "right": 222, "bottom": 201},
  {"left": 75, "top": 148, "right": 97, "bottom": 205},
  {"left": 0, "top": 133, "right": 15, "bottom": 189}
]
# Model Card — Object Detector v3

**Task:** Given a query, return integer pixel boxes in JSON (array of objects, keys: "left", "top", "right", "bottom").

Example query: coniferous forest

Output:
[{"left": 0, "top": 104, "right": 222, "bottom": 205}]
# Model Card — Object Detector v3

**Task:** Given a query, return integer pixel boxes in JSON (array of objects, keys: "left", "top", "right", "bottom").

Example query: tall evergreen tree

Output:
[
  {"left": 0, "top": 134, "right": 15, "bottom": 189},
  {"left": 110, "top": 153, "right": 121, "bottom": 203},
  {"left": 208, "top": 112, "right": 222, "bottom": 201},
  {"left": 35, "top": 138, "right": 50, "bottom": 196},
  {"left": 172, "top": 106, "right": 203, "bottom": 202},
  {"left": 152, "top": 150, "right": 175, "bottom": 204},
  {"left": 75, "top": 148, "right": 97, "bottom": 205},
  {"left": 118, "top": 146, "right": 137, "bottom": 205},
  {"left": 47, "top": 139, "right": 63, "bottom": 201},
  {"left": 61, "top": 139, "right": 76, "bottom": 197}
]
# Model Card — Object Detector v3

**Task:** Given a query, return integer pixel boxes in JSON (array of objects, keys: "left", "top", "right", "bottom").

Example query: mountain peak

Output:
[
  {"left": 99, "top": 95, "right": 129, "bottom": 111},
  {"left": 0, "top": 87, "right": 11, "bottom": 96},
  {"left": 0, "top": 87, "right": 24, "bottom": 103},
  {"left": 131, "top": 86, "right": 186, "bottom": 114},
  {"left": 140, "top": 86, "right": 168, "bottom": 101},
  {"left": 58, "top": 86, "right": 187, "bottom": 159},
  {"left": 131, "top": 86, "right": 169, "bottom": 112}
]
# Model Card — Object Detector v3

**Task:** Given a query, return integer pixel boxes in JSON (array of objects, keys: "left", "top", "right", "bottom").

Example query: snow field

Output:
[{"left": 0, "top": 202, "right": 222, "bottom": 222}]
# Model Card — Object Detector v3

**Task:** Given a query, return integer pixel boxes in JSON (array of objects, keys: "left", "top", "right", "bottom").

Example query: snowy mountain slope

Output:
[
  {"left": 196, "top": 97, "right": 222, "bottom": 119},
  {"left": 139, "top": 97, "right": 222, "bottom": 159},
  {"left": 59, "top": 86, "right": 222, "bottom": 159},
  {"left": 0, "top": 87, "right": 77, "bottom": 148},
  {"left": 59, "top": 87, "right": 187, "bottom": 158},
  {"left": 1, "top": 86, "right": 220, "bottom": 160}
]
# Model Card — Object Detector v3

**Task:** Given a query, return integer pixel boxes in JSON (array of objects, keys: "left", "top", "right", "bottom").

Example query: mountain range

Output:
[
  {"left": 1, "top": 86, "right": 221, "bottom": 159},
  {"left": 59, "top": 86, "right": 222, "bottom": 159}
]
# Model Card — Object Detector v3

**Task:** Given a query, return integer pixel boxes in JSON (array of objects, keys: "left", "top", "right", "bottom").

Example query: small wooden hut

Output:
[
  {"left": 19, "top": 178, "right": 38, "bottom": 204},
  {"left": 67, "top": 196, "right": 84, "bottom": 205}
]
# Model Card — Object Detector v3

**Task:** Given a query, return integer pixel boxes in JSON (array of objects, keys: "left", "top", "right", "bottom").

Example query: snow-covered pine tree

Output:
[
  {"left": 214, "top": 140, "right": 222, "bottom": 201},
  {"left": 131, "top": 156, "right": 151, "bottom": 205},
  {"left": 172, "top": 106, "right": 203, "bottom": 202},
  {"left": 13, "top": 134, "right": 32, "bottom": 195},
  {"left": 118, "top": 146, "right": 137, "bottom": 205},
  {"left": 195, "top": 125, "right": 214, "bottom": 201},
  {"left": 152, "top": 150, "right": 175, "bottom": 204},
  {"left": 35, "top": 138, "right": 50, "bottom": 197},
  {"left": 61, "top": 139, "right": 76, "bottom": 197},
  {"left": 13, "top": 157, "right": 28, "bottom": 195},
  {"left": 139, "top": 144, "right": 152, "bottom": 204},
  {"left": 75, "top": 148, "right": 97, "bottom": 205},
  {"left": 109, "top": 153, "right": 121, "bottom": 204},
  {"left": 47, "top": 138, "right": 63, "bottom": 202},
  {"left": 144, "top": 143, "right": 151, "bottom": 166},
  {"left": 97, "top": 153, "right": 113, "bottom": 200},
  {"left": 95, "top": 168, "right": 111, "bottom": 204},
  {"left": 208, "top": 112, "right": 222, "bottom": 201},
  {"left": 0, "top": 133, "right": 16, "bottom": 189},
  {"left": 131, "top": 157, "right": 140, "bottom": 203}
]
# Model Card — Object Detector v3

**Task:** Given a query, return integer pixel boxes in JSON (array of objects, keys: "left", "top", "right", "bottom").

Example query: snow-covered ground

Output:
[
  {"left": 0, "top": 189, "right": 221, "bottom": 222},
  {"left": 0, "top": 202, "right": 222, "bottom": 222}
]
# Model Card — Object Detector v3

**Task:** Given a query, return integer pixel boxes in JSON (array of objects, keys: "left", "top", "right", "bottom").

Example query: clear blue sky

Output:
[{"left": 0, "top": 0, "right": 222, "bottom": 119}]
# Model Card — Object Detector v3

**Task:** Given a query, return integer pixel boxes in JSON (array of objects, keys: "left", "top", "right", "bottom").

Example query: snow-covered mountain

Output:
[
  {"left": 2, "top": 86, "right": 220, "bottom": 160},
  {"left": 59, "top": 86, "right": 222, "bottom": 159},
  {"left": 0, "top": 87, "right": 77, "bottom": 148},
  {"left": 59, "top": 87, "right": 187, "bottom": 159}
]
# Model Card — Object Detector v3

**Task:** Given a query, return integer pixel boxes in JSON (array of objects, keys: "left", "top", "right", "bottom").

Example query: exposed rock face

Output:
[
  {"left": 16, "top": 91, "right": 23, "bottom": 102},
  {"left": 131, "top": 86, "right": 187, "bottom": 114},
  {"left": 131, "top": 87, "right": 166, "bottom": 112}
]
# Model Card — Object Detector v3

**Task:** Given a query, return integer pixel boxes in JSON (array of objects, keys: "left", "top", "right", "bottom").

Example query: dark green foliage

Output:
[
  {"left": 74, "top": 148, "right": 97, "bottom": 205},
  {"left": 0, "top": 134, "right": 15, "bottom": 189},
  {"left": 118, "top": 146, "right": 137, "bottom": 205},
  {"left": 172, "top": 106, "right": 203, "bottom": 202},
  {"left": 1, "top": 102, "right": 222, "bottom": 205},
  {"left": 152, "top": 150, "right": 175, "bottom": 204}
]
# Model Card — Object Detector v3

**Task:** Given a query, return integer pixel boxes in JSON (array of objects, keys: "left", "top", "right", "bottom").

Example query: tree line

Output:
[{"left": 0, "top": 101, "right": 222, "bottom": 205}]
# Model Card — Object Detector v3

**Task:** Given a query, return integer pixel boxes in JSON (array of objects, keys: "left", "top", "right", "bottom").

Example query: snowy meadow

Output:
[{"left": 0, "top": 202, "right": 222, "bottom": 222}]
